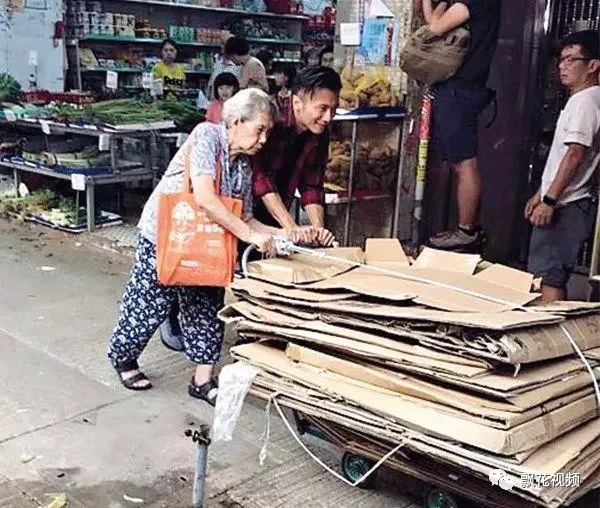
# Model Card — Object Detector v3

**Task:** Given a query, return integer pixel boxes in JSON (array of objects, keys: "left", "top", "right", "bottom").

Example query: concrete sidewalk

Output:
[{"left": 0, "top": 219, "right": 418, "bottom": 508}]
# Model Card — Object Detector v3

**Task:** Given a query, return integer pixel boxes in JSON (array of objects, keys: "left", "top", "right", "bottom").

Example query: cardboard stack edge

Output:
[{"left": 222, "top": 240, "right": 600, "bottom": 507}]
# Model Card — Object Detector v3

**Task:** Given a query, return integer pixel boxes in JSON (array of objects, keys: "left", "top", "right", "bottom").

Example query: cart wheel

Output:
[
  {"left": 341, "top": 452, "right": 377, "bottom": 489},
  {"left": 426, "top": 487, "right": 460, "bottom": 508}
]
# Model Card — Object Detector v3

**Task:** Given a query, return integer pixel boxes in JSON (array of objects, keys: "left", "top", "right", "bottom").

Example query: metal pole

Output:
[
  {"left": 85, "top": 180, "right": 95, "bottom": 232},
  {"left": 391, "top": 118, "right": 406, "bottom": 238},
  {"left": 343, "top": 120, "right": 358, "bottom": 246},
  {"left": 186, "top": 424, "right": 211, "bottom": 508},
  {"left": 411, "top": 93, "right": 433, "bottom": 246},
  {"left": 75, "top": 40, "right": 82, "bottom": 90},
  {"left": 13, "top": 168, "right": 20, "bottom": 197}
]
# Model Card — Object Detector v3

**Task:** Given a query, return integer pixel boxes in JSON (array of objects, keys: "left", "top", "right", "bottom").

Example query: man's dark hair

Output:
[
  {"left": 224, "top": 36, "right": 250, "bottom": 57},
  {"left": 561, "top": 30, "right": 600, "bottom": 59},
  {"left": 213, "top": 72, "right": 240, "bottom": 100},
  {"left": 160, "top": 38, "right": 179, "bottom": 53},
  {"left": 291, "top": 66, "right": 342, "bottom": 97}
]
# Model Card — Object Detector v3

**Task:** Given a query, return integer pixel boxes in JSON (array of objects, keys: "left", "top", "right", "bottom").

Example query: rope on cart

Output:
[
  {"left": 560, "top": 324, "right": 600, "bottom": 409},
  {"left": 264, "top": 395, "right": 406, "bottom": 487}
]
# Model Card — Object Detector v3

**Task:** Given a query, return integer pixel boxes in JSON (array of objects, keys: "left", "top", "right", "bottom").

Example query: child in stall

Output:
[
  {"left": 272, "top": 64, "right": 297, "bottom": 127},
  {"left": 206, "top": 72, "right": 240, "bottom": 124}
]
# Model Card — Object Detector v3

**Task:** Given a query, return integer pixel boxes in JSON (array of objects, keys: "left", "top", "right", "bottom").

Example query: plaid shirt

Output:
[{"left": 252, "top": 115, "right": 329, "bottom": 210}]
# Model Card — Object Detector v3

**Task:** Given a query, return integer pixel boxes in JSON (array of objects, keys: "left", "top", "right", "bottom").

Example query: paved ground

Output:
[{"left": 0, "top": 218, "right": 420, "bottom": 508}]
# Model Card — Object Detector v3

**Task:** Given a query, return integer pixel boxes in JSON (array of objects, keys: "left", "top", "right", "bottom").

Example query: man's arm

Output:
[
  {"left": 252, "top": 152, "right": 299, "bottom": 230},
  {"left": 305, "top": 204, "right": 324, "bottom": 228},
  {"left": 260, "top": 192, "right": 297, "bottom": 229},
  {"left": 545, "top": 144, "right": 587, "bottom": 200},
  {"left": 299, "top": 133, "right": 328, "bottom": 228},
  {"left": 528, "top": 145, "right": 587, "bottom": 228},
  {"left": 422, "top": 0, "right": 434, "bottom": 23},
  {"left": 428, "top": 2, "right": 470, "bottom": 35}
]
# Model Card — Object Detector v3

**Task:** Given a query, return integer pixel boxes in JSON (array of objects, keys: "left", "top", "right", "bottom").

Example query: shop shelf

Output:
[
  {"left": 107, "top": 0, "right": 308, "bottom": 20},
  {"left": 272, "top": 58, "right": 302, "bottom": 63},
  {"left": 81, "top": 66, "right": 152, "bottom": 73},
  {"left": 77, "top": 35, "right": 222, "bottom": 48},
  {"left": 244, "top": 37, "right": 301, "bottom": 45},
  {"left": 81, "top": 67, "right": 210, "bottom": 76}
]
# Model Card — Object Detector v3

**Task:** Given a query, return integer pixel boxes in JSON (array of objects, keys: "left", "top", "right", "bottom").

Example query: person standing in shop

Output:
[
  {"left": 272, "top": 64, "right": 297, "bottom": 127},
  {"left": 225, "top": 36, "right": 269, "bottom": 92},
  {"left": 152, "top": 39, "right": 186, "bottom": 99},
  {"left": 206, "top": 32, "right": 241, "bottom": 100},
  {"left": 422, "top": 0, "right": 501, "bottom": 252},
  {"left": 253, "top": 66, "right": 341, "bottom": 245},
  {"left": 319, "top": 45, "right": 334, "bottom": 68},
  {"left": 526, "top": 30, "right": 600, "bottom": 302},
  {"left": 206, "top": 72, "right": 240, "bottom": 124}
]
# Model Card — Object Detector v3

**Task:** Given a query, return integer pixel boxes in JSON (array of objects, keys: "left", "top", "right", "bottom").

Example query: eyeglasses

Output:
[{"left": 558, "top": 56, "right": 593, "bottom": 66}]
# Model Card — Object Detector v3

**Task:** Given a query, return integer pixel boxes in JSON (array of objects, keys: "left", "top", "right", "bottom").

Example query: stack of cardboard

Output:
[{"left": 222, "top": 240, "right": 600, "bottom": 507}]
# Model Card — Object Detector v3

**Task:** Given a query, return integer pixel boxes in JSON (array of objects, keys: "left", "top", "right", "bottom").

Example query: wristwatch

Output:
[{"left": 542, "top": 195, "right": 558, "bottom": 207}]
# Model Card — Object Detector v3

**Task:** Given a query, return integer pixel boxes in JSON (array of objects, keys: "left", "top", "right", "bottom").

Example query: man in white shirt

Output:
[{"left": 526, "top": 30, "right": 600, "bottom": 302}]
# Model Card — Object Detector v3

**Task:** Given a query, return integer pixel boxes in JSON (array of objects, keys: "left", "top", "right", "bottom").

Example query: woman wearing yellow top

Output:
[{"left": 152, "top": 39, "right": 186, "bottom": 99}]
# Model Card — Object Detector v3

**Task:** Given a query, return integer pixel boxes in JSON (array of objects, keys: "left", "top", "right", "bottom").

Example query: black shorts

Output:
[{"left": 432, "top": 82, "right": 492, "bottom": 164}]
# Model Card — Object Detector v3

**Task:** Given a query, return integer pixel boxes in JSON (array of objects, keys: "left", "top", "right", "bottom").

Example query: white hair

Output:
[{"left": 222, "top": 88, "right": 278, "bottom": 126}]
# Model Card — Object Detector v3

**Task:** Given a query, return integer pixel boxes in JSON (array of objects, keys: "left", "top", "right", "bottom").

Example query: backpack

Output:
[{"left": 399, "top": 25, "right": 470, "bottom": 85}]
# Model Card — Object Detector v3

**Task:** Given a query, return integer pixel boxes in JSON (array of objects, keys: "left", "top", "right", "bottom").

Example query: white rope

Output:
[
  {"left": 560, "top": 324, "right": 600, "bottom": 410},
  {"left": 265, "top": 396, "right": 405, "bottom": 487},
  {"left": 244, "top": 240, "right": 536, "bottom": 312}
]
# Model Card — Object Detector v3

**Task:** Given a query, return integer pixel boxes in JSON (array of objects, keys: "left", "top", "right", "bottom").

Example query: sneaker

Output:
[
  {"left": 159, "top": 319, "right": 184, "bottom": 352},
  {"left": 428, "top": 227, "right": 487, "bottom": 254}
]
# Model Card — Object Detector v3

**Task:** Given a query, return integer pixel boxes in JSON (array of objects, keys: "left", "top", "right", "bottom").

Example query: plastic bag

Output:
[{"left": 213, "top": 362, "right": 261, "bottom": 442}]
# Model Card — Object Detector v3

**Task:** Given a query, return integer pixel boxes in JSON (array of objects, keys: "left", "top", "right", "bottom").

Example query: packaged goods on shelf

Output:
[
  {"left": 232, "top": 0, "right": 267, "bottom": 12},
  {"left": 225, "top": 19, "right": 293, "bottom": 41},
  {"left": 339, "top": 66, "right": 397, "bottom": 109}
]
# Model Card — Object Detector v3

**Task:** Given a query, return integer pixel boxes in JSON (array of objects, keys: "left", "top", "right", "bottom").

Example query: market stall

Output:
[
  {"left": 65, "top": 0, "right": 308, "bottom": 95},
  {"left": 0, "top": 92, "right": 208, "bottom": 231}
]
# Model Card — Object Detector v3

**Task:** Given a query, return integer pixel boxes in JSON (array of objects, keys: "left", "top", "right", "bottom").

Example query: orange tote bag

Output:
[{"left": 156, "top": 142, "right": 242, "bottom": 286}]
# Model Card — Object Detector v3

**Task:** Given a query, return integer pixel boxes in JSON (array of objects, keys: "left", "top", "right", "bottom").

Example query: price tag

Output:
[
  {"left": 28, "top": 50, "right": 38, "bottom": 67},
  {"left": 98, "top": 133, "right": 110, "bottom": 151},
  {"left": 151, "top": 78, "right": 164, "bottom": 97},
  {"left": 340, "top": 23, "right": 361, "bottom": 46},
  {"left": 176, "top": 133, "right": 188, "bottom": 148},
  {"left": 71, "top": 173, "right": 86, "bottom": 191},
  {"left": 142, "top": 72, "right": 153, "bottom": 89},
  {"left": 4, "top": 109, "right": 16, "bottom": 122},
  {"left": 40, "top": 120, "right": 51, "bottom": 135},
  {"left": 106, "top": 70, "right": 118, "bottom": 90}
]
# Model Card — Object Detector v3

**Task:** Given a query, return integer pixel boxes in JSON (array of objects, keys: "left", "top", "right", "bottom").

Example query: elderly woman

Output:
[{"left": 108, "top": 89, "right": 286, "bottom": 405}]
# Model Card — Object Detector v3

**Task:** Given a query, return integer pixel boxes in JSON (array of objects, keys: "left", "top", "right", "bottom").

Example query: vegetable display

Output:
[
  {"left": 0, "top": 189, "right": 98, "bottom": 225},
  {"left": 0, "top": 73, "right": 22, "bottom": 103},
  {"left": 49, "top": 98, "right": 204, "bottom": 131},
  {"left": 50, "top": 98, "right": 171, "bottom": 125}
]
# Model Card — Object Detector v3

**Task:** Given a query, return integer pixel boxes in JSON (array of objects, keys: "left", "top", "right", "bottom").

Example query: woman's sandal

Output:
[
  {"left": 113, "top": 359, "right": 153, "bottom": 391},
  {"left": 188, "top": 377, "right": 218, "bottom": 406}
]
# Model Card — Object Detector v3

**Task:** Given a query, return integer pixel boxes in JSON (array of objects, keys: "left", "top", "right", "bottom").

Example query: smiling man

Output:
[
  {"left": 526, "top": 30, "right": 600, "bottom": 302},
  {"left": 252, "top": 66, "right": 342, "bottom": 245}
]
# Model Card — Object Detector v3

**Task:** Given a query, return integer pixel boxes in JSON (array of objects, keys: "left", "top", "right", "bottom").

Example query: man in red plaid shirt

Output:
[{"left": 252, "top": 66, "right": 342, "bottom": 246}]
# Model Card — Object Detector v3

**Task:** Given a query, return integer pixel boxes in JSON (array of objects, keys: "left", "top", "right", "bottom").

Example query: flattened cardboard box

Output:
[
  {"left": 232, "top": 343, "right": 600, "bottom": 456},
  {"left": 225, "top": 288, "right": 600, "bottom": 364},
  {"left": 285, "top": 343, "right": 596, "bottom": 427},
  {"left": 246, "top": 241, "right": 540, "bottom": 311}
]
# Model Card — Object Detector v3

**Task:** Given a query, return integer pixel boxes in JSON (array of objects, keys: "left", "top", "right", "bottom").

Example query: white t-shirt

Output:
[{"left": 541, "top": 85, "right": 600, "bottom": 205}]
